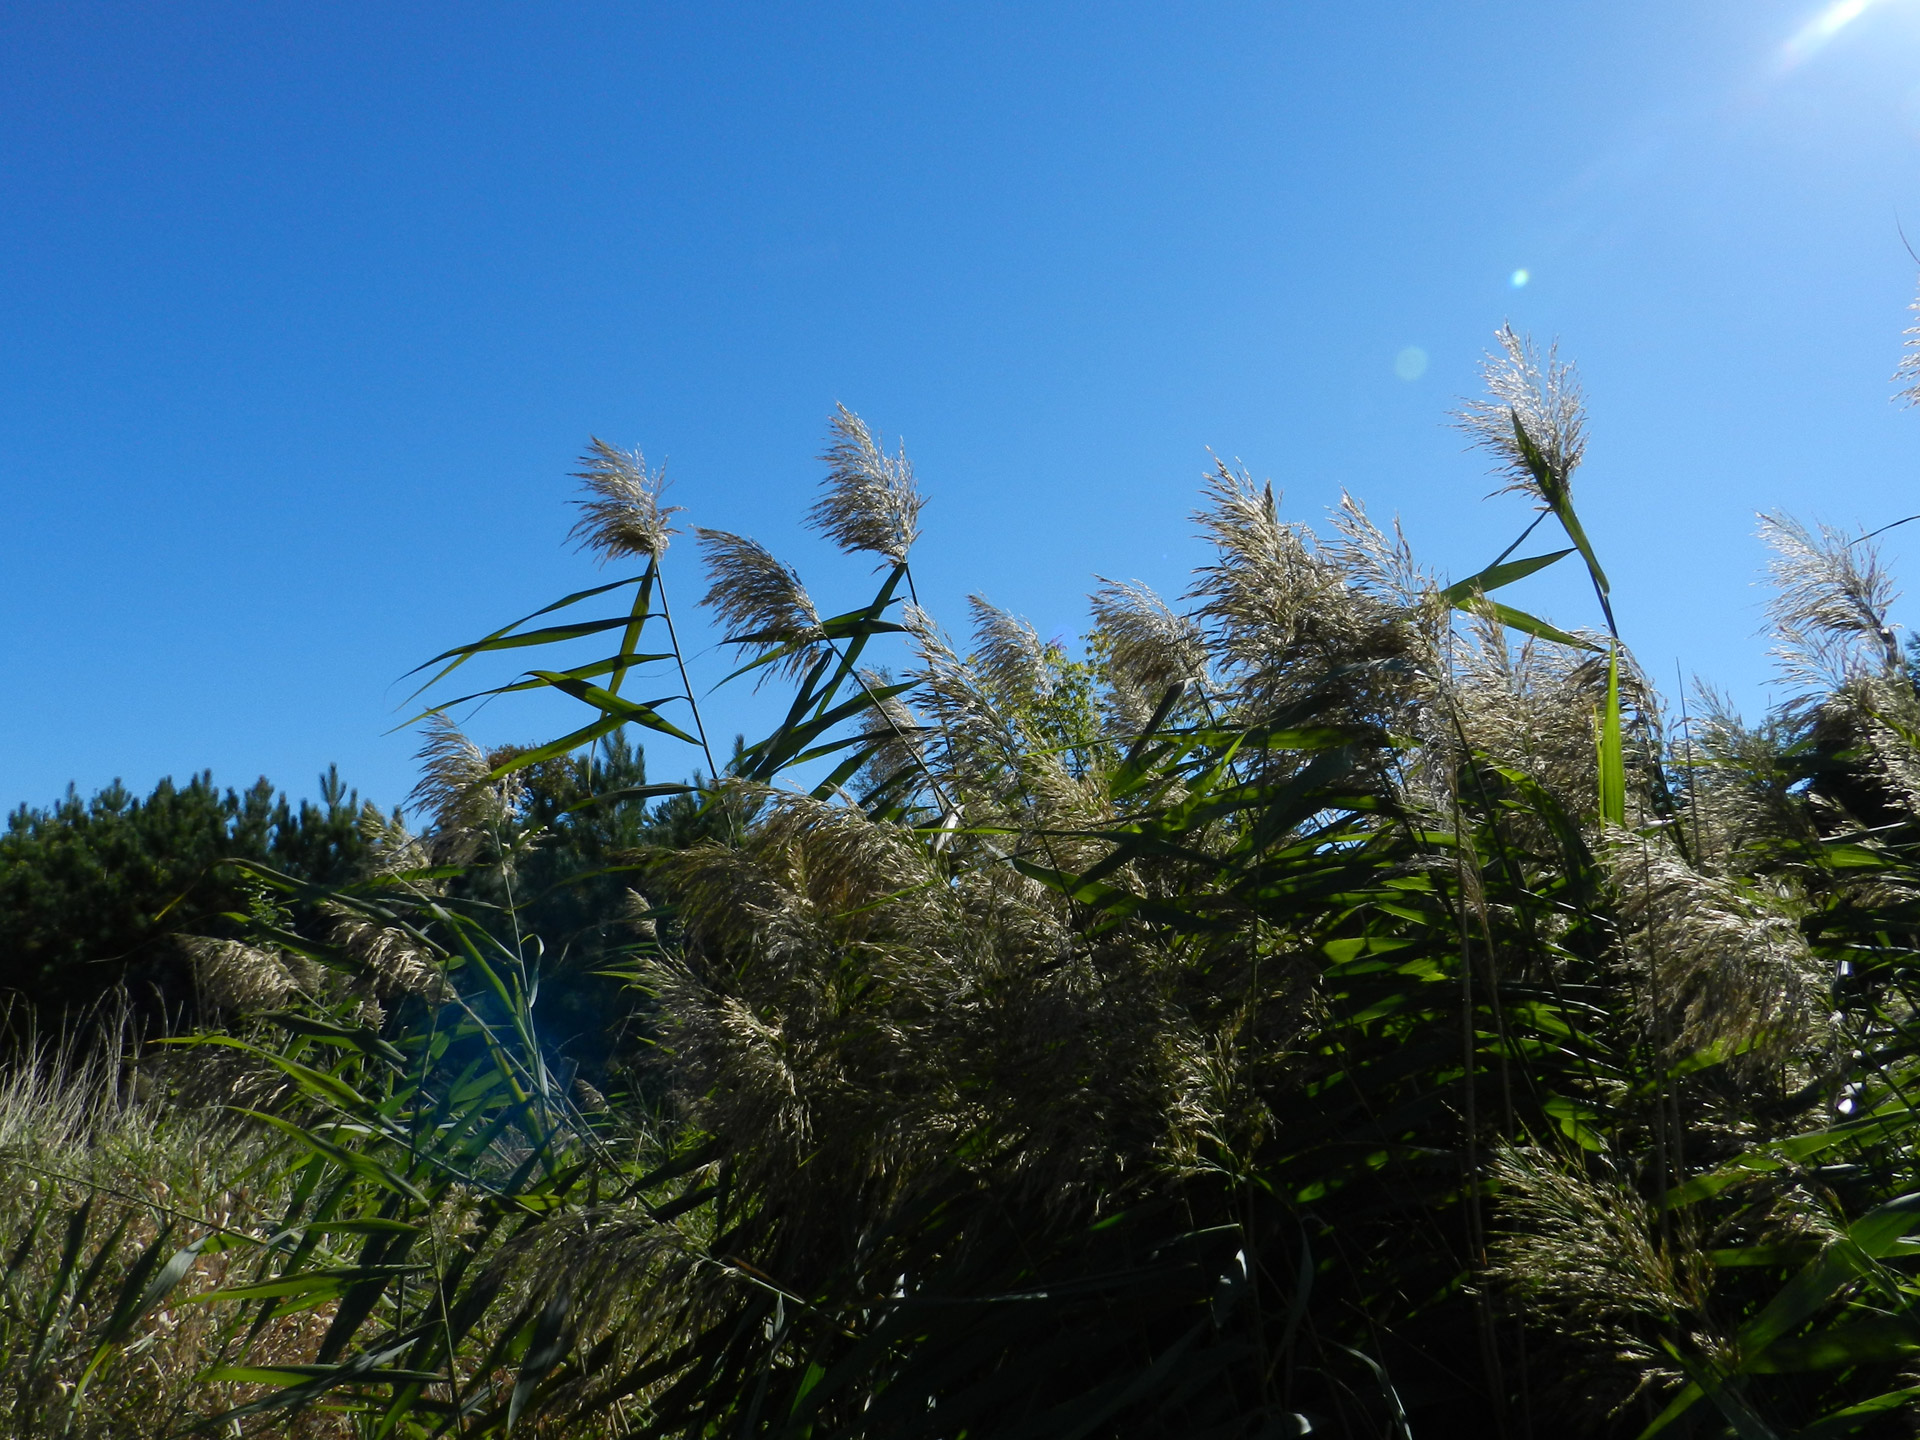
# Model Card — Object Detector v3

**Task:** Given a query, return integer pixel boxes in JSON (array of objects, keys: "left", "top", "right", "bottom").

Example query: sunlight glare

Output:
[{"left": 1780, "top": 0, "right": 1882, "bottom": 69}]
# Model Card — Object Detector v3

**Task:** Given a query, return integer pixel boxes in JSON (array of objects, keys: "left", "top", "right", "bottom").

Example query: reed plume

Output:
[
  {"left": 1457, "top": 325, "right": 1588, "bottom": 507},
  {"left": 1089, "top": 577, "right": 1207, "bottom": 729},
  {"left": 1488, "top": 1145, "right": 1706, "bottom": 1418},
  {"left": 569, "top": 438, "right": 681, "bottom": 563},
  {"left": 695, "top": 527, "right": 825, "bottom": 681},
  {"left": 1605, "top": 834, "right": 1828, "bottom": 1063},
  {"left": 327, "top": 904, "right": 454, "bottom": 1003},
  {"left": 1896, "top": 279, "right": 1920, "bottom": 408},
  {"left": 180, "top": 936, "right": 300, "bottom": 1013},
  {"left": 1189, "top": 460, "right": 1417, "bottom": 731},
  {"left": 811, "top": 404, "right": 923, "bottom": 564},
  {"left": 1441, "top": 604, "right": 1617, "bottom": 814},
  {"left": 850, "top": 667, "right": 928, "bottom": 798},
  {"left": 1759, "top": 511, "right": 1902, "bottom": 692},
  {"left": 407, "top": 713, "right": 526, "bottom": 867},
  {"left": 902, "top": 602, "right": 1021, "bottom": 799},
  {"left": 967, "top": 596, "right": 1057, "bottom": 704}
]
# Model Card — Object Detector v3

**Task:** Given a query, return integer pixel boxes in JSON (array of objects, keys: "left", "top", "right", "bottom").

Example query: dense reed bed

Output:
[{"left": 9, "top": 334, "right": 1920, "bottom": 1437}]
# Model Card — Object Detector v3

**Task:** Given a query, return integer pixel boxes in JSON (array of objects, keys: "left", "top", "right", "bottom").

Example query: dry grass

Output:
[{"left": 0, "top": 1030, "right": 350, "bottom": 1438}]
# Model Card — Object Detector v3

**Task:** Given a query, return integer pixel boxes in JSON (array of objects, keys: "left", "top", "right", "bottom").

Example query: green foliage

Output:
[
  {"left": 445, "top": 729, "right": 733, "bottom": 1084},
  {"left": 0, "top": 768, "right": 369, "bottom": 1040}
]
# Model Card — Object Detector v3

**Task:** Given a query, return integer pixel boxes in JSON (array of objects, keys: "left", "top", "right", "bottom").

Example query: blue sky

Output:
[{"left": 5, "top": 1, "right": 1920, "bottom": 812}]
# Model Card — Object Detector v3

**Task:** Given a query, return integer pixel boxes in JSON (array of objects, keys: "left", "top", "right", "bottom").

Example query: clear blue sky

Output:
[{"left": 5, "top": 1, "right": 1920, "bottom": 812}]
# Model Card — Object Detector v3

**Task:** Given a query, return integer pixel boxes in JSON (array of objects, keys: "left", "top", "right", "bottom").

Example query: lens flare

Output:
[
  {"left": 1394, "top": 346, "right": 1428, "bottom": 381},
  {"left": 1510, "top": 268, "right": 1531, "bottom": 288},
  {"left": 1781, "top": 0, "right": 1880, "bottom": 69}
]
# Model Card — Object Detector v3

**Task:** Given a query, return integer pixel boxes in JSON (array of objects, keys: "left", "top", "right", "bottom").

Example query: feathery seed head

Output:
[
  {"left": 1681, "top": 686, "right": 1805, "bottom": 862},
  {"left": 1457, "top": 327, "right": 1587, "bottom": 508},
  {"left": 408, "top": 714, "right": 525, "bottom": 862},
  {"left": 1189, "top": 461, "right": 1415, "bottom": 727},
  {"left": 410, "top": 714, "right": 491, "bottom": 829},
  {"left": 810, "top": 405, "right": 924, "bottom": 564},
  {"left": 901, "top": 601, "right": 939, "bottom": 644},
  {"left": 1896, "top": 279, "right": 1920, "bottom": 407},
  {"left": 968, "top": 596, "right": 1057, "bottom": 703},
  {"left": 1089, "top": 578, "right": 1209, "bottom": 704},
  {"left": 183, "top": 937, "right": 299, "bottom": 1013},
  {"left": 1759, "top": 511, "right": 1902, "bottom": 691},
  {"left": 623, "top": 888, "right": 660, "bottom": 941},
  {"left": 1442, "top": 608, "right": 1624, "bottom": 814},
  {"left": 1605, "top": 835, "right": 1828, "bottom": 1063},
  {"left": 1488, "top": 1144, "right": 1706, "bottom": 1408},
  {"left": 1189, "top": 463, "right": 1323, "bottom": 667},
  {"left": 904, "top": 606, "right": 1024, "bottom": 796},
  {"left": 1859, "top": 676, "right": 1920, "bottom": 812},
  {"left": 695, "top": 528, "right": 825, "bottom": 681},
  {"left": 569, "top": 438, "right": 682, "bottom": 563},
  {"left": 1326, "top": 493, "right": 1431, "bottom": 610},
  {"left": 357, "top": 801, "right": 431, "bottom": 879},
  {"left": 328, "top": 904, "right": 455, "bottom": 1003}
]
